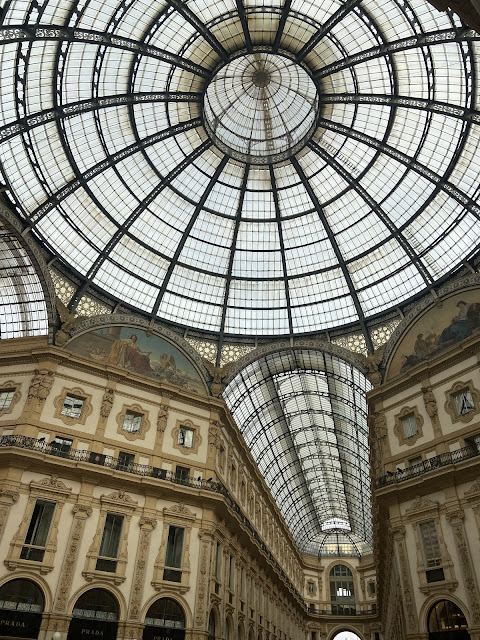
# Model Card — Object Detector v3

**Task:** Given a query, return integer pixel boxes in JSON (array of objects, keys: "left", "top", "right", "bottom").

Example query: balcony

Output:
[{"left": 376, "top": 444, "right": 480, "bottom": 488}]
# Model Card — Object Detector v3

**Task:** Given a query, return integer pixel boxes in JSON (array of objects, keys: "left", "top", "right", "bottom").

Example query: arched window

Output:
[
  {"left": 330, "top": 565, "right": 356, "bottom": 615},
  {"left": 331, "top": 633, "right": 362, "bottom": 640},
  {"left": 225, "top": 617, "right": 232, "bottom": 640},
  {"left": 428, "top": 600, "right": 470, "bottom": 639},
  {"left": 0, "top": 579, "right": 44, "bottom": 639},
  {"left": 68, "top": 589, "right": 119, "bottom": 640},
  {"left": 143, "top": 598, "right": 185, "bottom": 640}
]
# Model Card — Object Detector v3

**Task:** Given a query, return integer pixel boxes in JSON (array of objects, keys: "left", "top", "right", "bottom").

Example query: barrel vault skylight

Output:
[
  {"left": 224, "top": 349, "right": 373, "bottom": 556},
  {"left": 0, "top": 0, "right": 479, "bottom": 341}
]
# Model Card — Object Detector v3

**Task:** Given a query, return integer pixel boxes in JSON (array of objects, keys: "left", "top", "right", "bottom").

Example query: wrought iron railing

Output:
[{"left": 376, "top": 444, "right": 480, "bottom": 488}]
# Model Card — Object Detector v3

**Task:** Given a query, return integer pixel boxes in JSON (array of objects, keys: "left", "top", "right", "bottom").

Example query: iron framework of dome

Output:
[{"left": 0, "top": 0, "right": 479, "bottom": 346}]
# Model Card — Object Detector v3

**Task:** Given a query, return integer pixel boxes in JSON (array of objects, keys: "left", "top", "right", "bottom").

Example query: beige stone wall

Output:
[
  {"left": 371, "top": 310, "right": 480, "bottom": 639},
  {"left": 0, "top": 336, "right": 378, "bottom": 640}
]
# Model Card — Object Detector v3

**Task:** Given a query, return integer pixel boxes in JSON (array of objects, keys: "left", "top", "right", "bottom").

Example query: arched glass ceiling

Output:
[
  {"left": 224, "top": 349, "right": 373, "bottom": 556},
  {"left": 0, "top": 0, "right": 479, "bottom": 339},
  {"left": 0, "top": 222, "right": 48, "bottom": 338}
]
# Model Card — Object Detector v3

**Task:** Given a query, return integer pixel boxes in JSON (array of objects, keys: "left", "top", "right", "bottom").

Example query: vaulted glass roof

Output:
[
  {"left": 0, "top": 0, "right": 479, "bottom": 340},
  {"left": 224, "top": 349, "right": 373, "bottom": 556}
]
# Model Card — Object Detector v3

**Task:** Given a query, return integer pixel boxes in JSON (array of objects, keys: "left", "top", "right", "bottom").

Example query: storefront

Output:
[
  {"left": 0, "top": 579, "right": 44, "bottom": 639},
  {"left": 142, "top": 598, "right": 185, "bottom": 640},
  {"left": 67, "top": 589, "right": 119, "bottom": 640}
]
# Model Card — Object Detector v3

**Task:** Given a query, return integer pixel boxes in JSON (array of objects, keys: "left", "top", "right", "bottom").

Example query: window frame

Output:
[
  {"left": 0, "top": 382, "right": 21, "bottom": 417},
  {"left": 172, "top": 419, "right": 202, "bottom": 455},
  {"left": 116, "top": 403, "right": 151, "bottom": 441},
  {"left": 53, "top": 387, "right": 93, "bottom": 426},
  {"left": 394, "top": 406, "right": 424, "bottom": 446},
  {"left": 445, "top": 380, "right": 480, "bottom": 424}
]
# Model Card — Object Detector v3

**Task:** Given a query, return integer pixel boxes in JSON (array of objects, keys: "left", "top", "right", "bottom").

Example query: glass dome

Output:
[{"left": 0, "top": 0, "right": 479, "bottom": 340}]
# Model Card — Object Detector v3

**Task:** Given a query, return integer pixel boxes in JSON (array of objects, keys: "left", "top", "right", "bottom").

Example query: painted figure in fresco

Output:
[
  {"left": 106, "top": 334, "right": 153, "bottom": 374},
  {"left": 399, "top": 298, "right": 480, "bottom": 374},
  {"left": 438, "top": 301, "right": 480, "bottom": 346}
]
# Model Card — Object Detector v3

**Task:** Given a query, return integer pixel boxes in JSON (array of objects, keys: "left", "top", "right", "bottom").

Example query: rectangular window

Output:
[
  {"left": 117, "top": 451, "right": 134, "bottom": 472},
  {"left": 123, "top": 411, "right": 142, "bottom": 433},
  {"left": 401, "top": 413, "right": 418, "bottom": 438},
  {"left": 409, "top": 455, "right": 423, "bottom": 468},
  {"left": 174, "top": 466, "right": 190, "bottom": 485},
  {"left": 178, "top": 426, "right": 194, "bottom": 447},
  {"left": 419, "top": 520, "right": 442, "bottom": 568},
  {"left": 228, "top": 554, "right": 234, "bottom": 590},
  {"left": 454, "top": 390, "right": 475, "bottom": 415},
  {"left": 20, "top": 500, "right": 55, "bottom": 562},
  {"left": 96, "top": 513, "right": 124, "bottom": 572},
  {"left": 61, "top": 395, "right": 84, "bottom": 418},
  {"left": 50, "top": 436, "right": 73, "bottom": 457},
  {"left": 0, "top": 389, "right": 15, "bottom": 410},
  {"left": 163, "top": 525, "right": 184, "bottom": 582}
]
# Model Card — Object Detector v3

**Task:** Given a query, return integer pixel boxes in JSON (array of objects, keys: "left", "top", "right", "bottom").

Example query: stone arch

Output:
[
  {"left": 0, "top": 572, "right": 52, "bottom": 613},
  {"left": 327, "top": 626, "right": 366, "bottom": 640},
  {"left": 0, "top": 576, "right": 47, "bottom": 640},
  {"left": 140, "top": 592, "right": 192, "bottom": 630},
  {"left": 67, "top": 583, "right": 126, "bottom": 621},
  {"left": 223, "top": 341, "right": 368, "bottom": 388},
  {"left": 324, "top": 559, "right": 358, "bottom": 603},
  {"left": 237, "top": 618, "right": 245, "bottom": 640},
  {"left": 419, "top": 595, "right": 471, "bottom": 634}
]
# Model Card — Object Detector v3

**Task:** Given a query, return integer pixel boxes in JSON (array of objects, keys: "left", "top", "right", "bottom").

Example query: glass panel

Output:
[
  {"left": 165, "top": 526, "right": 184, "bottom": 568},
  {"left": 401, "top": 413, "right": 418, "bottom": 439},
  {"left": 98, "top": 514, "right": 124, "bottom": 559},
  {"left": 61, "top": 395, "right": 84, "bottom": 418}
]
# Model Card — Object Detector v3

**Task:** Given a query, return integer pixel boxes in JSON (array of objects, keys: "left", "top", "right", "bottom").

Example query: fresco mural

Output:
[
  {"left": 388, "top": 290, "right": 480, "bottom": 379},
  {"left": 67, "top": 326, "right": 206, "bottom": 394}
]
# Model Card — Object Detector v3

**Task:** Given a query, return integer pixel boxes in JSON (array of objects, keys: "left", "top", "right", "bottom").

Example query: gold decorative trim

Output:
[
  {"left": 53, "top": 386, "right": 93, "bottom": 426},
  {"left": 0, "top": 380, "right": 21, "bottom": 417},
  {"left": 444, "top": 380, "right": 480, "bottom": 424},
  {"left": 116, "top": 403, "right": 151, "bottom": 441},
  {"left": 393, "top": 406, "right": 424, "bottom": 446},
  {"left": 172, "top": 419, "right": 202, "bottom": 455}
]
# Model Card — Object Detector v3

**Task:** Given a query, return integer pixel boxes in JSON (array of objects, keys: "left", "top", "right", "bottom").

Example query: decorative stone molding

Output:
[
  {"left": 27, "top": 369, "right": 54, "bottom": 404},
  {"left": 128, "top": 517, "right": 157, "bottom": 620},
  {"left": 444, "top": 380, "right": 480, "bottom": 424},
  {"left": 53, "top": 386, "right": 93, "bottom": 426},
  {"left": 157, "top": 403, "right": 169, "bottom": 436},
  {"left": 54, "top": 503, "right": 92, "bottom": 612},
  {"left": 393, "top": 406, "right": 424, "bottom": 446},
  {"left": 369, "top": 411, "right": 389, "bottom": 477},
  {"left": 82, "top": 490, "right": 137, "bottom": 584},
  {"left": 447, "top": 510, "right": 480, "bottom": 626},
  {"left": 0, "top": 380, "right": 21, "bottom": 417},
  {"left": 116, "top": 403, "right": 151, "bottom": 441},
  {"left": 421, "top": 385, "right": 442, "bottom": 437},
  {"left": 172, "top": 419, "right": 202, "bottom": 455},
  {"left": 152, "top": 503, "right": 196, "bottom": 593},
  {"left": 99, "top": 387, "right": 115, "bottom": 421},
  {"left": 392, "top": 527, "right": 418, "bottom": 634},
  {"left": 404, "top": 496, "right": 439, "bottom": 517},
  {"left": 194, "top": 532, "right": 213, "bottom": 628},
  {"left": 5, "top": 476, "right": 71, "bottom": 574},
  {"left": 0, "top": 489, "right": 19, "bottom": 544}
]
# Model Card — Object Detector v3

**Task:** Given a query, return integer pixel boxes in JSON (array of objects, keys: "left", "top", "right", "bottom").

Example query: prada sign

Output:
[
  {"left": 0, "top": 611, "right": 42, "bottom": 638},
  {"left": 142, "top": 627, "right": 185, "bottom": 640},
  {"left": 67, "top": 618, "right": 118, "bottom": 640}
]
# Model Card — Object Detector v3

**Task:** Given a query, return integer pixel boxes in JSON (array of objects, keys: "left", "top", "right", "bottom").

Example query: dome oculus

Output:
[{"left": 203, "top": 53, "right": 319, "bottom": 164}]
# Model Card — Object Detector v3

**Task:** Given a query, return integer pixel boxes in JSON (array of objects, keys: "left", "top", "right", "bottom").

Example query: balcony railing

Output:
[
  {"left": 306, "top": 604, "right": 377, "bottom": 616},
  {"left": 0, "top": 434, "right": 302, "bottom": 604},
  {"left": 376, "top": 444, "right": 480, "bottom": 488}
]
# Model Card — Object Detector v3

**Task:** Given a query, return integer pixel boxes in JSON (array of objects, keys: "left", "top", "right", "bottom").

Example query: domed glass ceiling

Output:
[{"left": 0, "top": 0, "right": 479, "bottom": 341}]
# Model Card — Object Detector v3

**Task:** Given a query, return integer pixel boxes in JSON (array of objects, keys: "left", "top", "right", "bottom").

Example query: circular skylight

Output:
[
  {"left": 204, "top": 53, "right": 319, "bottom": 163},
  {"left": 0, "top": 0, "right": 479, "bottom": 339}
]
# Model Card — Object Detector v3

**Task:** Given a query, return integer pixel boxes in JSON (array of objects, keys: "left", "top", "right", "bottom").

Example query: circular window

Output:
[{"left": 204, "top": 53, "right": 319, "bottom": 164}]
